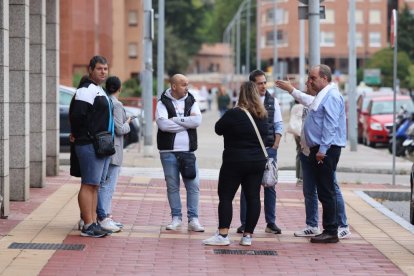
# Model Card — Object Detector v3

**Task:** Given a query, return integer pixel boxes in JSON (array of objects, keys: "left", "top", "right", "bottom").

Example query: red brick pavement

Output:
[{"left": 20, "top": 171, "right": 404, "bottom": 276}]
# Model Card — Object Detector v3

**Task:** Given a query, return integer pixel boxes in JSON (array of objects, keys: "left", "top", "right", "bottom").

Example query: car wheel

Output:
[{"left": 410, "top": 164, "right": 414, "bottom": 225}]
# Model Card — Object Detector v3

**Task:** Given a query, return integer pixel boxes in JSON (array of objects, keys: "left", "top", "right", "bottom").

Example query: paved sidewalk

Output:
[
  {"left": 1, "top": 109, "right": 414, "bottom": 275},
  {"left": 0, "top": 170, "right": 413, "bottom": 275}
]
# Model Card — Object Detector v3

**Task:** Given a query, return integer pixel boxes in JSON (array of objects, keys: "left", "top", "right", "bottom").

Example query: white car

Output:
[{"left": 189, "top": 89, "right": 208, "bottom": 113}]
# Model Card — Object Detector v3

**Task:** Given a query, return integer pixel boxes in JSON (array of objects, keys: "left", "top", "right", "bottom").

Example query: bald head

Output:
[{"left": 170, "top": 74, "right": 189, "bottom": 99}]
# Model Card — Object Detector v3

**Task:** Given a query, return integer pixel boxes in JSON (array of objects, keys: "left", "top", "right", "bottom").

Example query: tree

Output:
[
  {"left": 398, "top": 5, "right": 414, "bottom": 62},
  {"left": 365, "top": 48, "right": 412, "bottom": 88}
]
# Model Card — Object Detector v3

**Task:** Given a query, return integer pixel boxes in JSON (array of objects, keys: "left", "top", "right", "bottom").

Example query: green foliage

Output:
[
  {"left": 121, "top": 78, "right": 142, "bottom": 97},
  {"left": 406, "top": 65, "right": 414, "bottom": 90},
  {"left": 398, "top": 5, "right": 414, "bottom": 62},
  {"left": 365, "top": 48, "right": 412, "bottom": 88},
  {"left": 72, "top": 73, "right": 83, "bottom": 88}
]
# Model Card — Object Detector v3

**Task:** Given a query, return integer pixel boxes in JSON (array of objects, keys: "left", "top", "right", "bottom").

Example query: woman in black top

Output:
[{"left": 203, "top": 81, "right": 268, "bottom": 246}]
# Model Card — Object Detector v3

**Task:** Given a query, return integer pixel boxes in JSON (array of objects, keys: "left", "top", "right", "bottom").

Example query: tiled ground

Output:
[{"left": 0, "top": 171, "right": 402, "bottom": 276}]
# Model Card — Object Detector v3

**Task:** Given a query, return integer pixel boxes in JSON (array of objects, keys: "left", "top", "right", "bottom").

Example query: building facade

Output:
[
  {"left": 258, "top": 0, "right": 414, "bottom": 75},
  {"left": 60, "top": 0, "right": 143, "bottom": 86}
]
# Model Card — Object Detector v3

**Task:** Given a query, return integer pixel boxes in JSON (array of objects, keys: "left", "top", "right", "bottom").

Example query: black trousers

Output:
[
  {"left": 308, "top": 145, "right": 341, "bottom": 235},
  {"left": 217, "top": 160, "right": 266, "bottom": 234}
]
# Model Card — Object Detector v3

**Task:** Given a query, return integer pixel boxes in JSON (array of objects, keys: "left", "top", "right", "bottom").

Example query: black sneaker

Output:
[
  {"left": 265, "top": 223, "right": 282, "bottom": 234},
  {"left": 236, "top": 225, "right": 245, "bottom": 234},
  {"left": 81, "top": 223, "right": 107, "bottom": 238},
  {"left": 95, "top": 222, "right": 113, "bottom": 235}
]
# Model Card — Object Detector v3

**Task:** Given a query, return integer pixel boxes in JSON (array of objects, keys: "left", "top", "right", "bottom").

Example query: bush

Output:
[{"left": 121, "top": 78, "right": 142, "bottom": 97}]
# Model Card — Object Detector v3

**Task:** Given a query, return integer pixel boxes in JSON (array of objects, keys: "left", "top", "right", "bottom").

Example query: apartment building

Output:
[
  {"left": 258, "top": 0, "right": 413, "bottom": 75},
  {"left": 60, "top": 0, "right": 143, "bottom": 86}
]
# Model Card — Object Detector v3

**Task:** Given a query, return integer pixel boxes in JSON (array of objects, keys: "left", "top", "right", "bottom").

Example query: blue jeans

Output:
[
  {"left": 97, "top": 164, "right": 120, "bottom": 221},
  {"left": 160, "top": 152, "right": 200, "bottom": 220},
  {"left": 240, "top": 147, "right": 277, "bottom": 225},
  {"left": 300, "top": 152, "right": 348, "bottom": 228}
]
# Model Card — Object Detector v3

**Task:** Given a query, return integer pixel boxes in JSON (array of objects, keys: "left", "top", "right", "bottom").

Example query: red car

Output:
[{"left": 361, "top": 95, "right": 414, "bottom": 147}]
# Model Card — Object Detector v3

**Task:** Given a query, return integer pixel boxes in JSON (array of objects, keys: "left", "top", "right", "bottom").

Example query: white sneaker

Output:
[
  {"left": 294, "top": 225, "right": 321, "bottom": 237},
  {"left": 99, "top": 218, "right": 121, "bottom": 233},
  {"left": 338, "top": 227, "right": 352, "bottom": 239},
  {"left": 166, "top": 216, "right": 182, "bottom": 230},
  {"left": 239, "top": 235, "right": 252, "bottom": 246},
  {"left": 188, "top": 218, "right": 205, "bottom": 232},
  {"left": 202, "top": 232, "right": 231, "bottom": 246},
  {"left": 78, "top": 219, "right": 84, "bottom": 231}
]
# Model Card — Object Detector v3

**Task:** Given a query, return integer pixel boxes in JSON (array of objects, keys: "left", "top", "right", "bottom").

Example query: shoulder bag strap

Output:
[{"left": 241, "top": 108, "right": 268, "bottom": 159}]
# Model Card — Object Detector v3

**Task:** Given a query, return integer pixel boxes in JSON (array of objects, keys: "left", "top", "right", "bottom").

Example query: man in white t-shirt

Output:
[{"left": 155, "top": 74, "right": 205, "bottom": 232}]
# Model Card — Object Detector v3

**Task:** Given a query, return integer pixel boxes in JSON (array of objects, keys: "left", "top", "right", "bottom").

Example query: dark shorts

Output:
[{"left": 75, "top": 144, "right": 110, "bottom": 185}]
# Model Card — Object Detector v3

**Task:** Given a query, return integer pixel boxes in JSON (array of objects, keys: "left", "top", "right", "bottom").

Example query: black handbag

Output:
[
  {"left": 174, "top": 152, "right": 197, "bottom": 179},
  {"left": 92, "top": 131, "right": 116, "bottom": 158}
]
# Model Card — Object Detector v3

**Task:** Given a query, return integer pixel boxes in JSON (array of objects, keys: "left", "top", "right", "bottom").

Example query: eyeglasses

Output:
[{"left": 256, "top": 81, "right": 266, "bottom": 85}]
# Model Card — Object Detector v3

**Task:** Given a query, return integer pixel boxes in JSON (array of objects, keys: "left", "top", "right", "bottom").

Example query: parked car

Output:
[
  {"left": 410, "top": 164, "right": 414, "bottom": 224},
  {"left": 357, "top": 90, "right": 393, "bottom": 143},
  {"left": 59, "top": 85, "right": 140, "bottom": 150},
  {"left": 189, "top": 89, "right": 208, "bottom": 112},
  {"left": 361, "top": 95, "right": 414, "bottom": 147}
]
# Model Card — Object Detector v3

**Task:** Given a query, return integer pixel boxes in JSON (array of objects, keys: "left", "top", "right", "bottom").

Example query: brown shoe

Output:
[{"left": 310, "top": 232, "right": 339, "bottom": 243}]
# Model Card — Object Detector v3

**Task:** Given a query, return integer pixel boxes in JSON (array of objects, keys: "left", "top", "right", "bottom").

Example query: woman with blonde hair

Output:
[{"left": 203, "top": 81, "right": 268, "bottom": 246}]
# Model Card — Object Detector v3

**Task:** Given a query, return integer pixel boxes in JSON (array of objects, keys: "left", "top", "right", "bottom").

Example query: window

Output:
[
  {"left": 266, "top": 8, "right": 287, "bottom": 24},
  {"left": 369, "top": 10, "right": 381, "bottom": 24},
  {"left": 321, "top": 9, "right": 335, "bottom": 24},
  {"left": 355, "top": 10, "right": 363, "bottom": 24},
  {"left": 128, "top": 43, "right": 138, "bottom": 58},
  {"left": 265, "top": 30, "right": 286, "bottom": 46},
  {"left": 320, "top": 32, "right": 335, "bottom": 47},
  {"left": 369, "top": 32, "right": 381, "bottom": 47},
  {"left": 355, "top": 32, "right": 363, "bottom": 47},
  {"left": 128, "top": 11, "right": 138, "bottom": 26}
]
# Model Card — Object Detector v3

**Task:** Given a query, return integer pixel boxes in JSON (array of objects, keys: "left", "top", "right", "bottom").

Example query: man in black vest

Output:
[
  {"left": 155, "top": 74, "right": 205, "bottom": 232},
  {"left": 238, "top": 70, "right": 284, "bottom": 234}
]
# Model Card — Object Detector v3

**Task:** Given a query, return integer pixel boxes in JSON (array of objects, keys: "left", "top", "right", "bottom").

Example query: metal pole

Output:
[
  {"left": 236, "top": 10, "right": 241, "bottom": 76},
  {"left": 392, "top": 9, "right": 398, "bottom": 185},
  {"left": 299, "top": 18, "right": 305, "bottom": 91},
  {"left": 246, "top": 0, "right": 251, "bottom": 73},
  {"left": 308, "top": 0, "right": 320, "bottom": 67},
  {"left": 157, "top": 0, "right": 164, "bottom": 99},
  {"left": 348, "top": 0, "right": 357, "bottom": 151},
  {"left": 142, "top": 0, "right": 153, "bottom": 156},
  {"left": 256, "top": 0, "right": 261, "bottom": 69},
  {"left": 272, "top": 0, "right": 278, "bottom": 81}
]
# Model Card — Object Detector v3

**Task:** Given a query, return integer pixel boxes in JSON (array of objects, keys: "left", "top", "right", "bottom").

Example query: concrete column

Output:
[
  {"left": 45, "top": 0, "right": 59, "bottom": 176},
  {"left": 9, "top": 0, "right": 30, "bottom": 200},
  {"left": 29, "top": 0, "right": 46, "bottom": 187},
  {"left": 0, "top": 0, "right": 10, "bottom": 216}
]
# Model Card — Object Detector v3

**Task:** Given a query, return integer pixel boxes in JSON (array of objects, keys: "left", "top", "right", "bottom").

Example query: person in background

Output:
[
  {"left": 96, "top": 76, "right": 132, "bottom": 233},
  {"left": 207, "top": 89, "right": 213, "bottom": 111},
  {"left": 156, "top": 74, "right": 205, "bottom": 232},
  {"left": 231, "top": 90, "right": 238, "bottom": 107},
  {"left": 70, "top": 55, "right": 112, "bottom": 238},
  {"left": 217, "top": 86, "right": 230, "bottom": 117},
  {"left": 287, "top": 100, "right": 304, "bottom": 185},
  {"left": 276, "top": 64, "right": 348, "bottom": 243},
  {"left": 237, "top": 69, "right": 283, "bottom": 235},
  {"left": 203, "top": 81, "right": 268, "bottom": 246}
]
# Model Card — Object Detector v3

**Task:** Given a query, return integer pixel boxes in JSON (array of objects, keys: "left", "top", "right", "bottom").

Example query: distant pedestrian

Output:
[
  {"left": 96, "top": 76, "right": 132, "bottom": 233},
  {"left": 217, "top": 86, "right": 230, "bottom": 117},
  {"left": 287, "top": 100, "right": 304, "bottom": 185},
  {"left": 156, "top": 73, "right": 205, "bottom": 232},
  {"left": 69, "top": 55, "right": 112, "bottom": 238},
  {"left": 203, "top": 81, "right": 268, "bottom": 246},
  {"left": 276, "top": 76, "right": 351, "bottom": 240},
  {"left": 276, "top": 64, "right": 347, "bottom": 243},
  {"left": 207, "top": 89, "right": 213, "bottom": 111},
  {"left": 231, "top": 90, "right": 238, "bottom": 107}
]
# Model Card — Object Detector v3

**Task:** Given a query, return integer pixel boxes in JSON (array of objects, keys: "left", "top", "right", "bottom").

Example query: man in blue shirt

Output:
[{"left": 302, "top": 64, "right": 346, "bottom": 243}]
